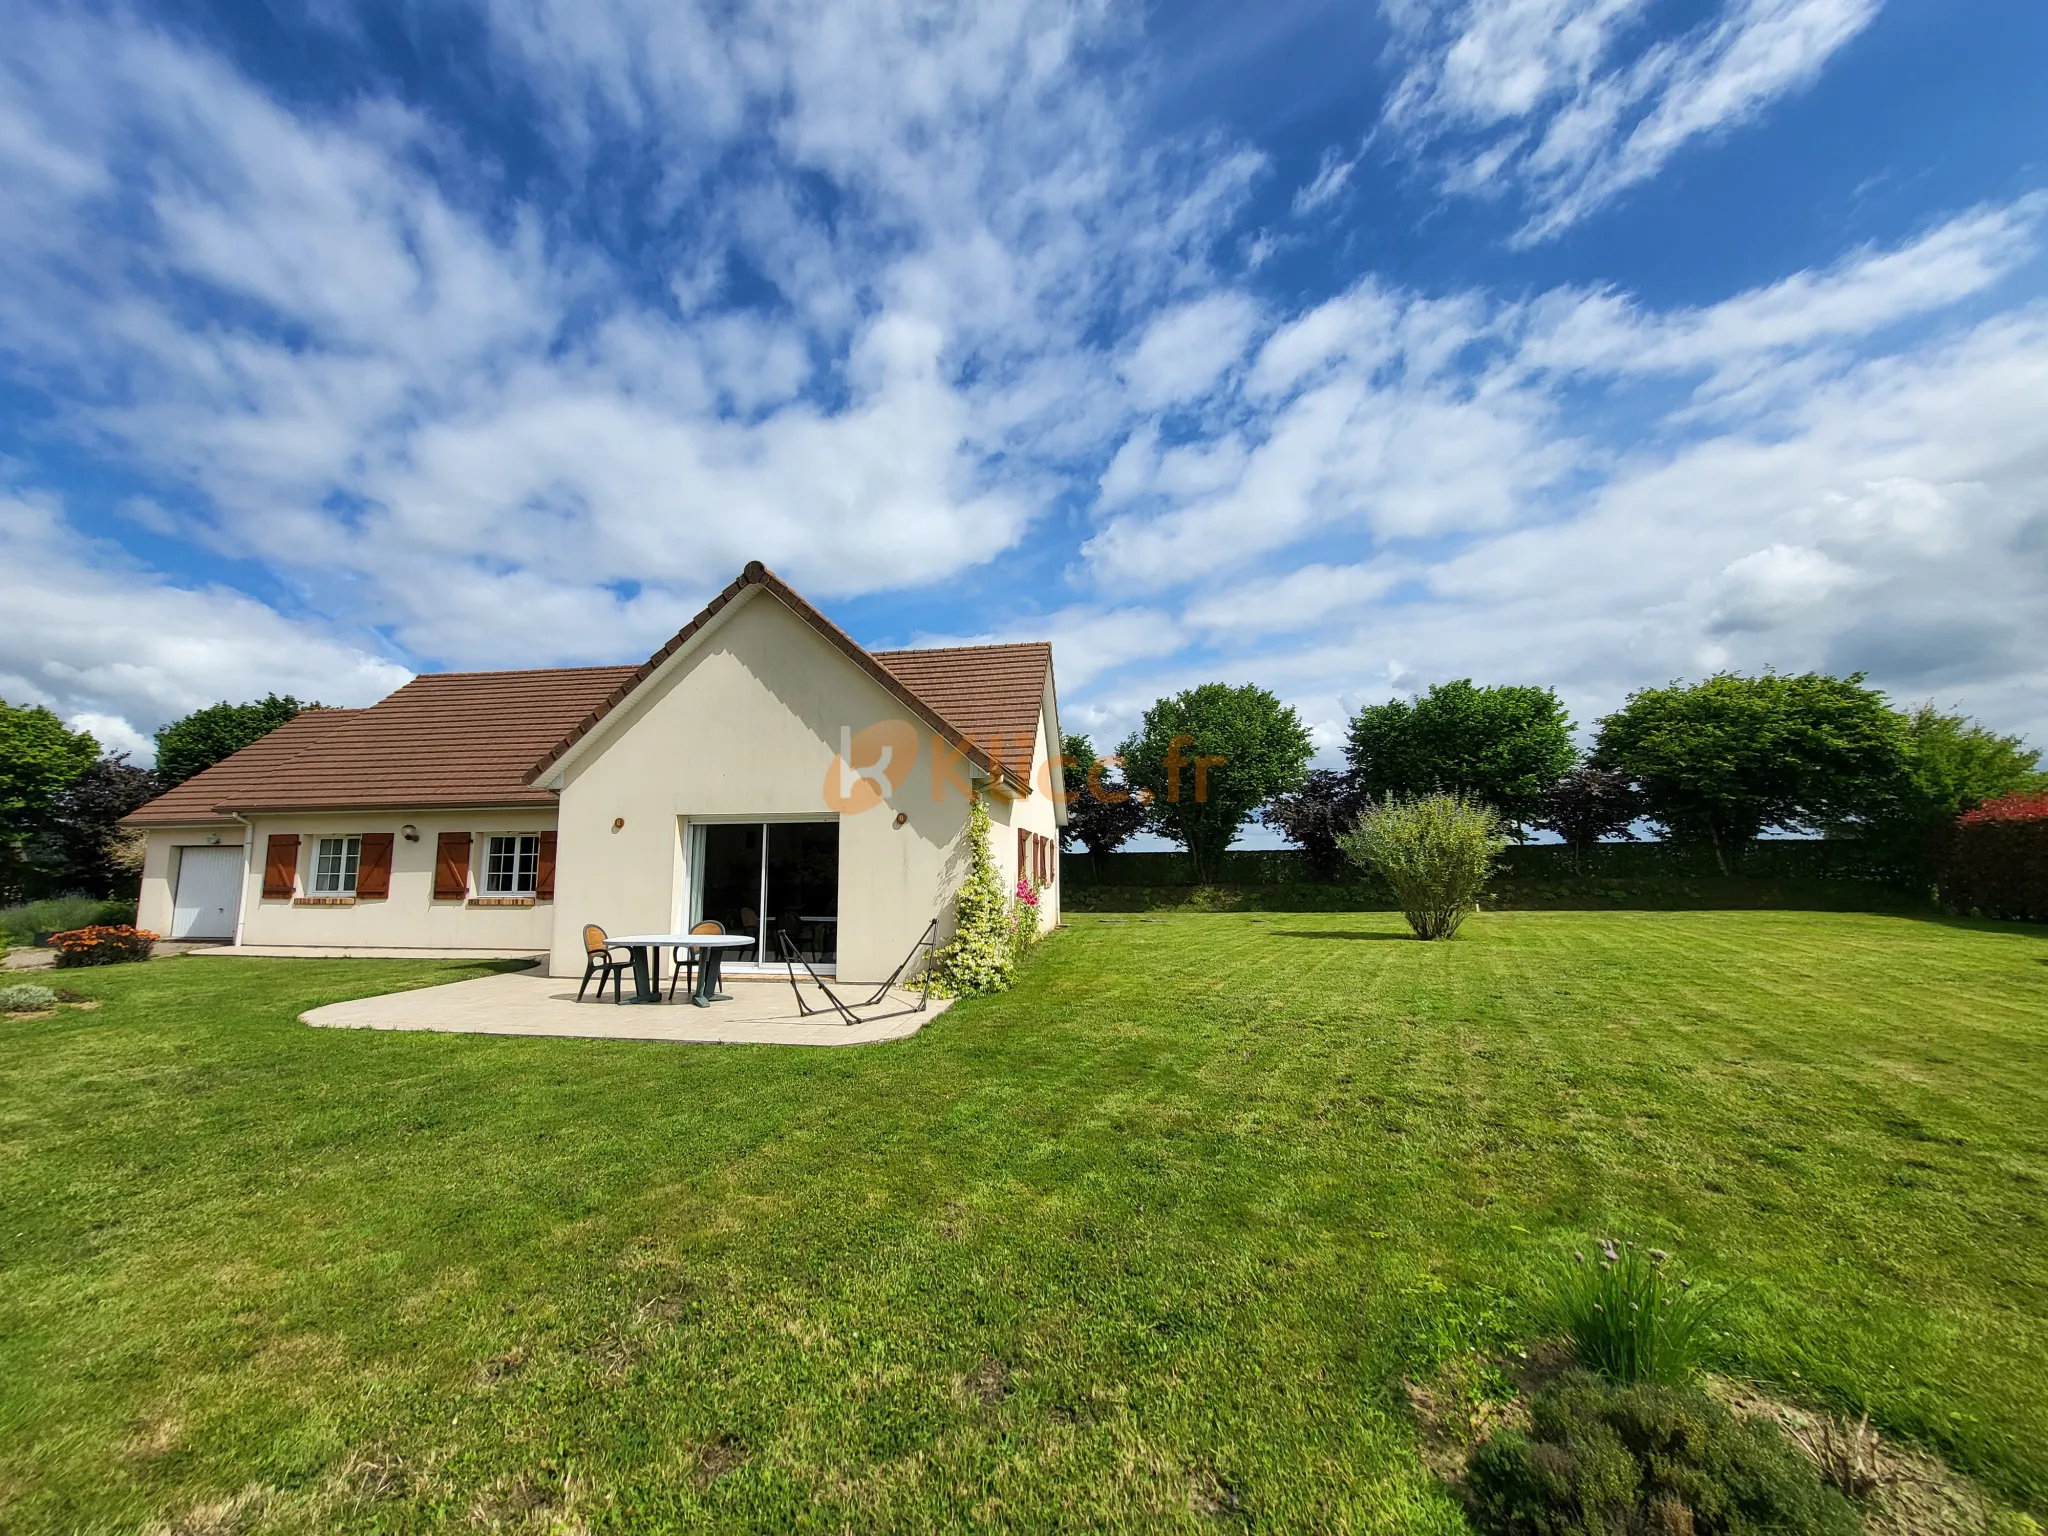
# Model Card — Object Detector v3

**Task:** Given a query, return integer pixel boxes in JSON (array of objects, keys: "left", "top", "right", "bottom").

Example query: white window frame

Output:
[
  {"left": 484, "top": 833, "right": 540, "bottom": 895},
  {"left": 312, "top": 836, "right": 361, "bottom": 894}
]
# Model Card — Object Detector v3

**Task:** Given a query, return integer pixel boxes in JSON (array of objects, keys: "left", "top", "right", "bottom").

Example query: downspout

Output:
[{"left": 230, "top": 812, "right": 258, "bottom": 949}]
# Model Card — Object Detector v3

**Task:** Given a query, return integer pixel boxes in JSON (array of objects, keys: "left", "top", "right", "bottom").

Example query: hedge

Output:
[
  {"left": 1937, "top": 794, "right": 2048, "bottom": 922},
  {"left": 1061, "top": 840, "right": 1916, "bottom": 890}
]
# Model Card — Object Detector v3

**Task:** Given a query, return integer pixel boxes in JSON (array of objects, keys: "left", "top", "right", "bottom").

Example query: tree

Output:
[
  {"left": 1592, "top": 672, "right": 1906, "bottom": 873},
  {"left": 0, "top": 700, "right": 100, "bottom": 902},
  {"left": 1059, "top": 732, "right": 1150, "bottom": 860},
  {"left": 51, "top": 755, "right": 163, "bottom": 896},
  {"left": 0, "top": 699, "right": 99, "bottom": 850},
  {"left": 1851, "top": 705, "right": 2044, "bottom": 876},
  {"left": 1346, "top": 680, "right": 1576, "bottom": 832},
  {"left": 1119, "top": 683, "right": 1313, "bottom": 883},
  {"left": 1536, "top": 764, "right": 1642, "bottom": 869},
  {"left": 154, "top": 694, "right": 316, "bottom": 787},
  {"left": 1265, "top": 769, "right": 1369, "bottom": 878}
]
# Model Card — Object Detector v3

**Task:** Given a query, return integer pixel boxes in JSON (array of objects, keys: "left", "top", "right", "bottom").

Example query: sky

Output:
[{"left": 2, "top": 0, "right": 2044, "bottom": 800}]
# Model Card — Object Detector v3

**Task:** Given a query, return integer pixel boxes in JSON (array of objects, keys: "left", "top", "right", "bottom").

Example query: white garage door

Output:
[{"left": 171, "top": 847, "right": 244, "bottom": 940}]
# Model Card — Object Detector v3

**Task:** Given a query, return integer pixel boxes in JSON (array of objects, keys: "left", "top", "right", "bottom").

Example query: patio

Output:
[{"left": 300, "top": 964, "right": 949, "bottom": 1046}]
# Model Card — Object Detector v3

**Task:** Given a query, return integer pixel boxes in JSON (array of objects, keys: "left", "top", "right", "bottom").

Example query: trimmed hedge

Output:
[
  {"left": 1938, "top": 794, "right": 2048, "bottom": 922},
  {"left": 1062, "top": 840, "right": 1916, "bottom": 889}
]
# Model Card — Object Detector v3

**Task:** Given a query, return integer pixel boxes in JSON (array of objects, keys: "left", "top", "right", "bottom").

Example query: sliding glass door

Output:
[{"left": 687, "top": 820, "right": 839, "bottom": 968}]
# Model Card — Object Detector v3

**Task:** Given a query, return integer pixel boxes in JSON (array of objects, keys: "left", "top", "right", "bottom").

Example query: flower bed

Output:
[{"left": 48, "top": 925, "right": 158, "bottom": 968}]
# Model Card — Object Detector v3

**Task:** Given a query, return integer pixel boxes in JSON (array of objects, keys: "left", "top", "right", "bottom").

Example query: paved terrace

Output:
[{"left": 295, "top": 964, "right": 948, "bottom": 1047}]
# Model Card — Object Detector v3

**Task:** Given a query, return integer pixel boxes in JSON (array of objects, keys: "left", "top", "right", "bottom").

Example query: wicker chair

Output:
[
  {"left": 667, "top": 919, "right": 725, "bottom": 1002},
  {"left": 578, "top": 924, "right": 632, "bottom": 1003}
]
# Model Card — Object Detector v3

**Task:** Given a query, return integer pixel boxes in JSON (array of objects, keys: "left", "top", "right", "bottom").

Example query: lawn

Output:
[{"left": 2, "top": 911, "right": 2044, "bottom": 1533}]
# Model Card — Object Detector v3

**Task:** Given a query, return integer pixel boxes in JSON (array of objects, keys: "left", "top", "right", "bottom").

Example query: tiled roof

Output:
[
  {"left": 872, "top": 643, "right": 1052, "bottom": 781},
  {"left": 122, "top": 667, "right": 639, "bottom": 824},
  {"left": 122, "top": 708, "right": 364, "bottom": 826},
  {"left": 122, "top": 564, "right": 1058, "bottom": 823}
]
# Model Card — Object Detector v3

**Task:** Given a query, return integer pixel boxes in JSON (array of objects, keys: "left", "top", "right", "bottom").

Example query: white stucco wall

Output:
[
  {"left": 546, "top": 589, "right": 1002, "bottom": 981},
  {"left": 234, "top": 809, "right": 558, "bottom": 951},
  {"left": 545, "top": 591, "right": 1067, "bottom": 981}
]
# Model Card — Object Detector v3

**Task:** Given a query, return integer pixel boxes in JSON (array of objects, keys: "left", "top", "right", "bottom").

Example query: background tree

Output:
[
  {"left": 0, "top": 701, "right": 100, "bottom": 902},
  {"left": 50, "top": 755, "right": 163, "bottom": 896},
  {"left": 1059, "top": 733, "right": 1149, "bottom": 861},
  {"left": 153, "top": 694, "right": 316, "bottom": 787},
  {"left": 1120, "top": 683, "right": 1313, "bottom": 883},
  {"left": 1536, "top": 764, "right": 1642, "bottom": 869},
  {"left": 1592, "top": 672, "right": 1906, "bottom": 873},
  {"left": 1346, "top": 680, "right": 1576, "bottom": 833},
  {"left": 1265, "top": 769, "right": 1368, "bottom": 878},
  {"left": 1850, "top": 705, "right": 2043, "bottom": 877}
]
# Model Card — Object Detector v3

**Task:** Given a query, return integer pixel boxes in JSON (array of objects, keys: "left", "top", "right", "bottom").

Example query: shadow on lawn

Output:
[{"left": 1269, "top": 930, "right": 1415, "bottom": 942}]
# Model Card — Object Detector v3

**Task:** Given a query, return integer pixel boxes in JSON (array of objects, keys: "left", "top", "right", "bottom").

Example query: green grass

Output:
[{"left": 1, "top": 912, "right": 2044, "bottom": 1532}]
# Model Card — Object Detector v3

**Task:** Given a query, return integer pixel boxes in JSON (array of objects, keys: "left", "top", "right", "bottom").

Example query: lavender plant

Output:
[{"left": 1554, "top": 1237, "right": 1725, "bottom": 1385}]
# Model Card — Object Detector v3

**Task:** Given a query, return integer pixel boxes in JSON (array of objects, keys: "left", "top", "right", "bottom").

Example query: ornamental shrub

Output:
[
  {"left": 49, "top": 924, "right": 157, "bottom": 968},
  {"left": 1938, "top": 793, "right": 2048, "bottom": 921},
  {"left": 1339, "top": 793, "right": 1507, "bottom": 939},
  {"left": 932, "top": 800, "right": 1016, "bottom": 996},
  {"left": 0, "top": 983, "right": 60, "bottom": 1012},
  {"left": 1554, "top": 1238, "right": 1725, "bottom": 1386},
  {"left": 1466, "top": 1372, "right": 1860, "bottom": 1536}
]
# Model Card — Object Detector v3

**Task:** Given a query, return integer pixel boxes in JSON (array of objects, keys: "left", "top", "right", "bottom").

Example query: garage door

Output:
[{"left": 172, "top": 846, "right": 244, "bottom": 940}]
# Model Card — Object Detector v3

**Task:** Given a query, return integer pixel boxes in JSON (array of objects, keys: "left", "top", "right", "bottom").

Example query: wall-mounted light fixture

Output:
[
  {"left": 203, "top": 832, "right": 221, "bottom": 845},
  {"left": 893, "top": 811, "right": 908, "bottom": 827},
  {"left": 400, "top": 824, "right": 420, "bottom": 842},
  {"left": 612, "top": 817, "right": 625, "bottom": 832}
]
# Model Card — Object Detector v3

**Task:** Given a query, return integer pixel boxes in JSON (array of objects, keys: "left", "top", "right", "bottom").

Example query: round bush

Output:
[
  {"left": 0, "top": 983, "right": 60, "bottom": 1012},
  {"left": 1339, "top": 793, "right": 1508, "bottom": 939}
]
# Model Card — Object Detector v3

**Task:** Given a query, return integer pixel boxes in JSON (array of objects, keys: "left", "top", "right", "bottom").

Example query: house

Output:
[{"left": 125, "top": 563, "right": 1066, "bottom": 980}]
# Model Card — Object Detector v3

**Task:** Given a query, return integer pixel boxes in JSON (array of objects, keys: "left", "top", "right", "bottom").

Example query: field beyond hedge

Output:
[{"left": 1, "top": 912, "right": 2044, "bottom": 1532}]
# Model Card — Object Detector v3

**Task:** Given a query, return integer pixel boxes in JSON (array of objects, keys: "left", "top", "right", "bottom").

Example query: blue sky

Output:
[{"left": 2, "top": 0, "right": 2044, "bottom": 788}]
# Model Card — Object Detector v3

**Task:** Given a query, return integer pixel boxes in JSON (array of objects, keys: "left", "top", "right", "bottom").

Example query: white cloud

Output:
[
  {"left": 1521, "top": 197, "right": 2045, "bottom": 383},
  {"left": 1120, "top": 294, "right": 1263, "bottom": 410},
  {"left": 0, "top": 1, "right": 1256, "bottom": 668},
  {"left": 2, "top": 0, "right": 2045, "bottom": 794},
  {"left": 1292, "top": 146, "right": 1359, "bottom": 215},
  {"left": 1383, "top": 0, "right": 1883, "bottom": 240},
  {"left": 0, "top": 495, "right": 413, "bottom": 756}
]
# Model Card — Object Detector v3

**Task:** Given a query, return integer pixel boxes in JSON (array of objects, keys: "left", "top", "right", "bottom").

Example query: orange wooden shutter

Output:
[
  {"left": 535, "top": 831, "right": 557, "bottom": 900},
  {"left": 1017, "top": 828, "right": 1029, "bottom": 886},
  {"left": 434, "top": 832, "right": 471, "bottom": 900},
  {"left": 262, "top": 834, "right": 298, "bottom": 899},
  {"left": 355, "top": 833, "right": 394, "bottom": 899}
]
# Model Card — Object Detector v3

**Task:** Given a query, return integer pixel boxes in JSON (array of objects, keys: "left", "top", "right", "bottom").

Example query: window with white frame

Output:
[
  {"left": 312, "top": 836, "right": 361, "bottom": 894},
  {"left": 485, "top": 834, "right": 540, "bottom": 894}
]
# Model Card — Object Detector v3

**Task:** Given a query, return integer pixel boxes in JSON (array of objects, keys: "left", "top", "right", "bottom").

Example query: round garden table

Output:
[{"left": 610, "top": 933, "right": 758, "bottom": 1007}]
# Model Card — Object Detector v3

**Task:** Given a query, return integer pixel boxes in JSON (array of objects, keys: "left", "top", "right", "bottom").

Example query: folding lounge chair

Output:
[{"left": 777, "top": 918, "right": 938, "bottom": 1026}]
